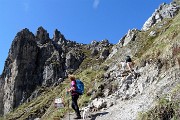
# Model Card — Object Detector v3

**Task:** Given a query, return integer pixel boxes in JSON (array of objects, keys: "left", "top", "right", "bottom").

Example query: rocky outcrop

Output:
[
  {"left": 0, "top": 26, "right": 113, "bottom": 115},
  {"left": 100, "top": 48, "right": 110, "bottom": 60},
  {"left": 0, "top": 76, "right": 4, "bottom": 115},
  {"left": 0, "top": 27, "right": 91, "bottom": 115},
  {"left": 65, "top": 49, "right": 85, "bottom": 73},
  {"left": 89, "top": 39, "right": 112, "bottom": 50},
  {"left": 142, "top": 2, "right": 179, "bottom": 31},
  {"left": 89, "top": 39, "right": 113, "bottom": 59},
  {"left": 118, "top": 28, "right": 139, "bottom": 47},
  {"left": 36, "top": 27, "right": 50, "bottom": 44},
  {"left": 1, "top": 28, "right": 39, "bottom": 114}
]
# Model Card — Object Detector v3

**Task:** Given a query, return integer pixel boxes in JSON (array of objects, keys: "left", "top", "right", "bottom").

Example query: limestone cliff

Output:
[{"left": 0, "top": 27, "right": 112, "bottom": 115}]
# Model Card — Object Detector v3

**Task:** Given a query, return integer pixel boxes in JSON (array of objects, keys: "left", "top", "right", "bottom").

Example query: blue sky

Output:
[{"left": 0, "top": 0, "right": 171, "bottom": 74}]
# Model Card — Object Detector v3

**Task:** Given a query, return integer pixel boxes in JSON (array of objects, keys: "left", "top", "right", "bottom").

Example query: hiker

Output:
[
  {"left": 67, "top": 74, "right": 81, "bottom": 119},
  {"left": 125, "top": 56, "right": 134, "bottom": 72}
]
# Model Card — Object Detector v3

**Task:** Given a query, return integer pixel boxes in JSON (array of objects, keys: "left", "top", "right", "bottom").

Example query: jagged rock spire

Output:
[
  {"left": 53, "top": 29, "right": 66, "bottom": 44},
  {"left": 35, "top": 26, "right": 50, "bottom": 44},
  {"left": 53, "top": 29, "right": 61, "bottom": 42},
  {"left": 15, "top": 28, "right": 35, "bottom": 41}
]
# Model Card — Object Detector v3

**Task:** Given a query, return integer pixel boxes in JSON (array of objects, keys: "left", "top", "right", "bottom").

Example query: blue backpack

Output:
[{"left": 75, "top": 79, "right": 84, "bottom": 95}]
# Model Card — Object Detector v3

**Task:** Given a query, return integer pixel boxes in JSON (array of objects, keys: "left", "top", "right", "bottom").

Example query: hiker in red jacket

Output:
[{"left": 67, "top": 75, "right": 81, "bottom": 119}]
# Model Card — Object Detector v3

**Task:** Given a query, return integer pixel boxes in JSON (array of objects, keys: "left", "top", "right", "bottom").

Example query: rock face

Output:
[
  {"left": 0, "top": 76, "right": 4, "bottom": 115},
  {"left": 142, "top": 2, "right": 179, "bottom": 31},
  {"left": 36, "top": 27, "right": 50, "bottom": 44},
  {"left": 65, "top": 49, "right": 85, "bottom": 73},
  {"left": 0, "top": 27, "right": 107, "bottom": 115},
  {"left": 118, "top": 29, "right": 139, "bottom": 47},
  {"left": 89, "top": 39, "right": 112, "bottom": 59},
  {"left": 1, "top": 28, "right": 39, "bottom": 114}
]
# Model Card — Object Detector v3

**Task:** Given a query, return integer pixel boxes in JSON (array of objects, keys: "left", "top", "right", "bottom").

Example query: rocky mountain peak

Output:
[
  {"left": 53, "top": 29, "right": 61, "bottom": 42},
  {"left": 35, "top": 26, "right": 50, "bottom": 44},
  {"left": 15, "top": 28, "right": 35, "bottom": 41},
  {"left": 53, "top": 29, "right": 65, "bottom": 43},
  {"left": 142, "top": 2, "right": 179, "bottom": 31}
]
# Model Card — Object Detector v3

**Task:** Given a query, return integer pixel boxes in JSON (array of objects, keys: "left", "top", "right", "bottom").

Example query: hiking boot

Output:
[{"left": 74, "top": 116, "right": 81, "bottom": 119}]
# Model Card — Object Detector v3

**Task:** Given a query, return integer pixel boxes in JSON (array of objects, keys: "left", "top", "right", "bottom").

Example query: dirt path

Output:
[{"left": 62, "top": 87, "right": 155, "bottom": 120}]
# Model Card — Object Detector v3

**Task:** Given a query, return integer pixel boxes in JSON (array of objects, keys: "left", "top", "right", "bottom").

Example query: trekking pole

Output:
[
  {"left": 66, "top": 89, "right": 70, "bottom": 120},
  {"left": 68, "top": 99, "right": 70, "bottom": 120}
]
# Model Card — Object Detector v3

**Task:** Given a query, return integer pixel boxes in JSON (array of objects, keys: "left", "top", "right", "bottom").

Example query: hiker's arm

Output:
[
  {"left": 67, "top": 81, "right": 76, "bottom": 92},
  {"left": 68, "top": 86, "right": 75, "bottom": 92},
  {"left": 71, "top": 84, "right": 76, "bottom": 91}
]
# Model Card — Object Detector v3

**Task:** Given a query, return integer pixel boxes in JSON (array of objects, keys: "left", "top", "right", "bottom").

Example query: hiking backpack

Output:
[
  {"left": 75, "top": 79, "right": 84, "bottom": 95},
  {"left": 125, "top": 56, "right": 132, "bottom": 62}
]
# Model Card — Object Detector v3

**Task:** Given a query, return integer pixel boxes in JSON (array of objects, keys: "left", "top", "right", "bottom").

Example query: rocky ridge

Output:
[{"left": 142, "top": 1, "right": 179, "bottom": 31}]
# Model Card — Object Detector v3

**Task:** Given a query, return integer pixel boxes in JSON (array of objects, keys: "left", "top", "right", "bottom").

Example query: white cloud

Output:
[
  {"left": 93, "top": 0, "right": 100, "bottom": 9},
  {"left": 22, "top": 2, "right": 29, "bottom": 12}
]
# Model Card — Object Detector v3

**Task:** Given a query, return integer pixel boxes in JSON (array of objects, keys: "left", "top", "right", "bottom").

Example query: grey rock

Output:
[
  {"left": 91, "top": 40, "right": 99, "bottom": 47},
  {"left": 0, "top": 77, "right": 4, "bottom": 115},
  {"left": 149, "top": 31, "right": 157, "bottom": 37},
  {"left": 91, "top": 98, "right": 107, "bottom": 109},
  {"left": 35, "top": 26, "right": 50, "bottom": 44},
  {"left": 142, "top": 2, "right": 179, "bottom": 31},
  {"left": 65, "top": 49, "right": 85, "bottom": 72},
  {"left": 91, "top": 48, "right": 99, "bottom": 56},
  {"left": 1, "top": 28, "right": 39, "bottom": 114},
  {"left": 118, "top": 29, "right": 139, "bottom": 46},
  {"left": 53, "top": 29, "right": 65, "bottom": 43},
  {"left": 100, "top": 48, "right": 110, "bottom": 60}
]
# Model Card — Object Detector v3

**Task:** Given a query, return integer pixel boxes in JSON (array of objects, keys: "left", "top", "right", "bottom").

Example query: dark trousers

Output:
[{"left": 71, "top": 94, "right": 81, "bottom": 117}]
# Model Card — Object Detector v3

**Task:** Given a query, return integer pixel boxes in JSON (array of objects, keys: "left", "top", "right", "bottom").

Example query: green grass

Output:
[
  {"left": 76, "top": 67, "right": 105, "bottom": 106},
  {"left": 4, "top": 84, "right": 67, "bottom": 120}
]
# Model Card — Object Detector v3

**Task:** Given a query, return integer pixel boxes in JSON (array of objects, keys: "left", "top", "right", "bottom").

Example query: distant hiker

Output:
[
  {"left": 125, "top": 56, "right": 134, "bottom": 72},
  {"left": 67, "top": 75, "right": 81, "bottom": 119}
]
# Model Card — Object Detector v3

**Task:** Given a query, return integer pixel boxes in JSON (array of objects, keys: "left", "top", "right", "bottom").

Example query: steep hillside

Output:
[{"left": 0, "top": 1, "right": 180, "bottom": 120}]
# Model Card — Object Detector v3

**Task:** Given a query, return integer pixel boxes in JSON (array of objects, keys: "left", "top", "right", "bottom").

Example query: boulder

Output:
[{"left": 100, "top": 48, "right": 110, "bottom": 60}]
